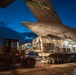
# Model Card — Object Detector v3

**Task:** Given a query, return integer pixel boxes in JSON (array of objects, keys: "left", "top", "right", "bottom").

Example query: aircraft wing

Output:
[
  {"left": 22, "top": 22, "right": 76, "bottom": 42},
  {"left": 0, "top": 0, "right": 16, "bottom": 8},
  {"left": 24, "top": 0, "right": 76, "bottom": 42}
]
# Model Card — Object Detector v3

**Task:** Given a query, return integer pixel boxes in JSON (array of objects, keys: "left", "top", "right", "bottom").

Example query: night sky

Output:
[
  {"left": 0, "top": 0, "right": 76, "bottom": 45},
  {"left": 51, "top": 0, "right": 76, "bottom": 28}
]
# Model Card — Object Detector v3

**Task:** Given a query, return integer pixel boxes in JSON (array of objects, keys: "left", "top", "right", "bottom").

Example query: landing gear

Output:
[
  {"left": 58, "top": 59, "right": 64, "bottom": 64},
  {"left": 52, "top": 58, "right": 58, "bottom": 64}
]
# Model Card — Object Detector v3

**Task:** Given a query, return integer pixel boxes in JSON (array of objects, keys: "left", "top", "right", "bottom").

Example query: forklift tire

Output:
[
  {"left": 0, "top": 58, "right": 10, "bottom": 70},
  {"left": 24, "top": 57, "right": 36, "bottom": 68}
]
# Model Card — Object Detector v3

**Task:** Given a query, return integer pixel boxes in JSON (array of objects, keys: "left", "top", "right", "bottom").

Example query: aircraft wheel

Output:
[
  {"left": 52, "top": 58, "right": 58, "bottom": 64},
  {"left": 59, "top": 59, "right": 64, "bottom": 64}
]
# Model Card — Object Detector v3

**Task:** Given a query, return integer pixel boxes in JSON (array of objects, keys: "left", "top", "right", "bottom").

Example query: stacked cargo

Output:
[
  {"left": 32, "top": 36, "right": 55, "bottom": 53},
  {"left": 42, "top": 43, "right": 54, "bottom": 52},
  {"left": 32, "top": 36, "right": 67, "bottom": 54}
]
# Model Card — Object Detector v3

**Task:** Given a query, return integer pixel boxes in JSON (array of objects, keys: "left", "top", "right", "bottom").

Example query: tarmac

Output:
[{"left": 0, "top": 62, "right": 76, "bottom": 75}]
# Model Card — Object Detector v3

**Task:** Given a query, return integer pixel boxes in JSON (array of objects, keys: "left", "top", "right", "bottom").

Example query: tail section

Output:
[{"left": 25, "top": 0, "right": 62, "bottom": 24}]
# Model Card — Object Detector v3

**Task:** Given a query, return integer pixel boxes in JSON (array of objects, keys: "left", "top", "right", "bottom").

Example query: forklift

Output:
[{"left": 0, "top": 39, "right": 36, "bottom": 70}]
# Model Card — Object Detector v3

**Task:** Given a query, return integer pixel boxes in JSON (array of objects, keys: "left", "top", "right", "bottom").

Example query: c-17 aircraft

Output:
[{"left": 22, "top": 0, "right": 76, "bottom": 42}]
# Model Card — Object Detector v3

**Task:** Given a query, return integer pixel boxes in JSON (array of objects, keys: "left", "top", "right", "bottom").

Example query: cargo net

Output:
[{"left": 42, "top": 43, "right": 54, "bottom": 52}]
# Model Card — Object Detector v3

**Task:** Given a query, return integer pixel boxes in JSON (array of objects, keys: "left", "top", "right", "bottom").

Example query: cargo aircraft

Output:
[{"left": 22, "top": 0, "right": 76, "bottom": 43}]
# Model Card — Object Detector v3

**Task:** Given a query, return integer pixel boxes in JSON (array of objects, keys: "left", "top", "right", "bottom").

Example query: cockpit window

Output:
[{"left": 11, "top": 42, "right": 16, "bottom": 48}]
